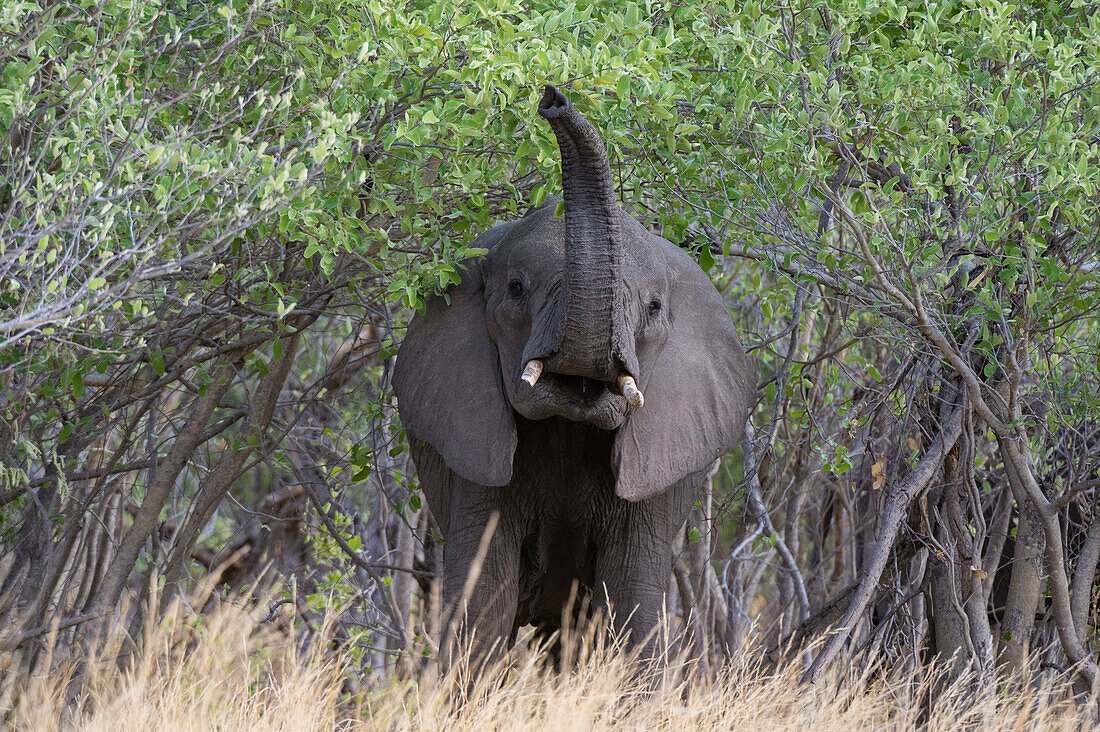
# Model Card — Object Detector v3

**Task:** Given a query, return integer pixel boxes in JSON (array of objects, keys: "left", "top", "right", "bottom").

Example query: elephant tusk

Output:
[
  {"left": 618, "top": 374, "right": 644, "bottom": 408},
  {"left": 521, "top": 359, "right": 544, "bottom": 387}
]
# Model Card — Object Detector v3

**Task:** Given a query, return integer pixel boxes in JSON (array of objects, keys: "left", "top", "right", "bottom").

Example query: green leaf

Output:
[
  {"left": 531, "top": 183, "right": 547, "bottom": 208},
  {"left": 617, "top": 75, "right": 631, "bottom": 100},
  {"left": 624, "top": 2, "right": 640, "bottom": 27},
  {"left": 699, "top": 246, "right": 715, "bottom": 272}
]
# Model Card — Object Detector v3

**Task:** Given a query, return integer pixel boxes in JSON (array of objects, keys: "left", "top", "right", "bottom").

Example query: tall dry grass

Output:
[{"left": 4, "top": 598, "right": 1096, "bottom": 731}]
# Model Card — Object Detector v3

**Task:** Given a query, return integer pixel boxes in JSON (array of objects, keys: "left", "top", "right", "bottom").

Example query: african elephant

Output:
[{"left": 393, "top": 85, "right": 755, "bottom": 668}]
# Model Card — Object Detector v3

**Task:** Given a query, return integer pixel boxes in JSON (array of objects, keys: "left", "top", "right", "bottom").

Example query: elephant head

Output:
[{"left": 394, "top": 86, "right": 755, "bottom": 500}]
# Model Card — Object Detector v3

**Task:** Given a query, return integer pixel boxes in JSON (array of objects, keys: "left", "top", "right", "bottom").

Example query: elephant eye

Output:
[
  {"left": 648, "top": 299, "right": 662, "bottom": 315},
  {"left": 508, "top": 279, "right": 525, "bottom": 298}
]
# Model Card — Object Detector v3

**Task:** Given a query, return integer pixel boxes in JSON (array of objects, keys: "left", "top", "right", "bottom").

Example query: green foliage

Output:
[
  {"left": 8, "top": 0, "right": 1094, "bottom": 387},
  {"left": 3, "top": 0, "right": 1098, "bottom": 673}
]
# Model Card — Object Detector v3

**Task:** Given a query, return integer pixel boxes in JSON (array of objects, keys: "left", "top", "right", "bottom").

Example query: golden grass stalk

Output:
[{"left": 4, "top": 597, "right": 1096, "bottom": 731}]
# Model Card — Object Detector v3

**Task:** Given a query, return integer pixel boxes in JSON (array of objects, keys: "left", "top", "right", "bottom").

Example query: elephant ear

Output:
[
  {"left": 394, "top": 259, "right": 517, "bottom": 487},
  {"left": 613, "top": 242, "right": 756, "bottom": 501}
]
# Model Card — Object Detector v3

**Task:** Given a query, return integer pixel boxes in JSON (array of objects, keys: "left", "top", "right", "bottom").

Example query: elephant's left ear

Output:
[
  {"left": 613, "top": 242, "right": 756, "bottom": 501},
  {"left": 394, "top": 259, "right": 517, "bottom": 487}
]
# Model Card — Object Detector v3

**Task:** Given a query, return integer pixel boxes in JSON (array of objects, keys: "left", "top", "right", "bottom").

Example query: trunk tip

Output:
[{"left": 538, "top": 84, "right": 570, "bottom": 119}]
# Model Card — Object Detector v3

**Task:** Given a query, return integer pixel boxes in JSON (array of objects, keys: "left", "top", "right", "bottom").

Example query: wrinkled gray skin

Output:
[{"left": 394, "top": 86, "right": 755, "bottom": 668}]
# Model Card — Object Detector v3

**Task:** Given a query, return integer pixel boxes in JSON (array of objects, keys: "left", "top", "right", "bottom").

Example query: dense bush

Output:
[{"left": 1, "top": 0, "right": 1097, "bottom": 716}]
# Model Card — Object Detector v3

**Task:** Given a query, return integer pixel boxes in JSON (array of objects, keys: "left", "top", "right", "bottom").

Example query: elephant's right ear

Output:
[{"left": 393, "top": 261, "right": 516, "bottom": 487}]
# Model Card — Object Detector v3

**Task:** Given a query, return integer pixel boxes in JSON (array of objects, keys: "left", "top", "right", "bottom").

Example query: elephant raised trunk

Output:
[{"left": 532, "top": 85, "right": 635, "bottom": 383}]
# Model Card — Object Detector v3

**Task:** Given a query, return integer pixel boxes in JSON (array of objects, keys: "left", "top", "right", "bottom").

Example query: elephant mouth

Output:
[
  {"left": 551, "top": 373, "right": 613, "bottom": 405},
  {"left": 512, "top": 368, "right": 629, "bottom": 431}
]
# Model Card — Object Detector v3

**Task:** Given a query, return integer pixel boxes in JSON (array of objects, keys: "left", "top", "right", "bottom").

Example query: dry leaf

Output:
[
  {"left": 968, "top": 266, "right": 989, "bottom": 289},
  {"left": 871, "top": 458, "right": 886, "bottom": 490}
]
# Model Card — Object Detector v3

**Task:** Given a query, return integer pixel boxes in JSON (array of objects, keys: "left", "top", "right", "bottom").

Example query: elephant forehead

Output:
[
  {"left": 617, "top": 216, "right": 672, "bottom": 286},
  {"left": 485, "top": 209, "right": 669, "bottom": 290},
  {"left": 493, "top": 215, "right": 566, "bottom": 276}
]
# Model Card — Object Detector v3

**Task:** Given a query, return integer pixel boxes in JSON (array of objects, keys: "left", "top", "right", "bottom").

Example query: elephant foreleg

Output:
[
  {"left": 593, "top": 535, "right": 677, "bottom": 660},
  {"left": 592, "top": 489, "right": 697, "bottom": 662},
  {"left": 439, "top": 504, "right": 520, "bottom": 674}
]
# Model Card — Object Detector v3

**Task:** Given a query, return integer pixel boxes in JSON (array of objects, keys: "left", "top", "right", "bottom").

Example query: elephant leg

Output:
[
  {"left": 593, "top": 547, "right": 673, "bottom": 658},
  {"left": 440, "top": 499, "right": 521, "bottom": 674},
  {"left": 528, "top": 621, "right": 564, "bottom": 669},
  {"left": 593, "top": 502, "right": 687, "bottom": 662}
]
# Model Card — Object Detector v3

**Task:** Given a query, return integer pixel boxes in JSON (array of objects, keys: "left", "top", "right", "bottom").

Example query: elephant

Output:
[{"left": 393, "top": 85, "right": 755, "bottom": 669}]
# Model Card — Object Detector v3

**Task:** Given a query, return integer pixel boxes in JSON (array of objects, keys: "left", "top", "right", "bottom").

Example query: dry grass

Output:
[{"left": 4, "top": 600, "right": 1096, "bottom": 731}]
